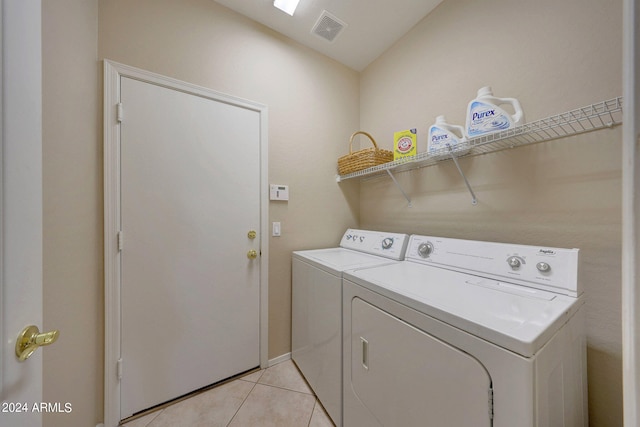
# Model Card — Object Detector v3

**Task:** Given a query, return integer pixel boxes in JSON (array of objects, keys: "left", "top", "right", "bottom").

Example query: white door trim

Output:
[
  {"left": 622, "top": 0, "right": 639, "bottom": 424},
  {"left": 103, "top": 60, "right": 269, "bottom": 427}
]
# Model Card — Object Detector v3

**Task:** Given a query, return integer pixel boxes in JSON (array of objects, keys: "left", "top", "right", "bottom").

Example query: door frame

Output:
[
  {"left": 103, "top": 60, "right": 269, "bottom": 427},
  {"left": 622, "top": 0, "right": 639, "bottom": 424}
]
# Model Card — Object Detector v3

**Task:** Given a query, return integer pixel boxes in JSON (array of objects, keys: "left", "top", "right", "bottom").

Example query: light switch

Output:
[
  {"left": 272, "top": 222, "right": 281, "bottom": 237},
  {"left": 270, "top": 184, "right": 289, "bottom": 201}
]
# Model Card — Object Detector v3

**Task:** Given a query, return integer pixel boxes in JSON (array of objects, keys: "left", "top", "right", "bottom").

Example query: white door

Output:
[
  {"left": 117, "top": 75, "right": 262, "bottom": 418},
  {"left": 1, "top": 2, "right": 45, "bottom": 427}
]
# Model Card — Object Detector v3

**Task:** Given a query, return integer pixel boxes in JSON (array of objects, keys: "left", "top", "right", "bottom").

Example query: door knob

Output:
[
  {"left": 247, "top": 249, "right": 258, "bottom": 259},
  {"left": 247, "top": 230, "right": 257, "bottom": 239},
  {"left": 15, "top": 325, "right": 60, "bottom": 362}
]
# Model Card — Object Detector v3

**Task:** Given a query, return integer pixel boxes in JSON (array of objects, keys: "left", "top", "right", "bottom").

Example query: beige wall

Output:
[
  {"left": 358, "top": 0, "right": 622, "bottom": 425},
  {"left": 42, "top": 1, "right": 102, "bottom": 426},
  {"left": 43, "top": 0, "right": 359, "bottom": 425},
  {"left": 42, "top": 0, "right": 624, "bottom": 425},
  {"left": 97, "top": 0, "right": 360, "bottom": 360}
]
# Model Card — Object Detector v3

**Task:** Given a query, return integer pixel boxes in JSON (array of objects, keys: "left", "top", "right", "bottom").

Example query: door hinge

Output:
[
  {"left": 488, "top": 387, "right": 494, "bottom": 420},
  {"left": 117, "top": 231, "right": 124, "bottom": 251},
  {"left": 117, "top": 358, "right": 123, "bottom": 380},
  {"left": 116, "top": 103, "right": 124, "bottom": 123}
]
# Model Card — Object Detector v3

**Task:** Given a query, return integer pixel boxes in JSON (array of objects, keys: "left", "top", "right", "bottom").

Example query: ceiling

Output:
[{"left": 213, "top": 0, "right": 444, "bottom": 71}]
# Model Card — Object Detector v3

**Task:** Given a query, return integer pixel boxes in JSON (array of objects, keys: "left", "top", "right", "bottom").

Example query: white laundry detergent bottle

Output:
[
  {"left": 427, "top": 116, "right": 469, "bottom": 160},
  {"left": 465, "top": 86, "right": 524, "bottom": 138}
]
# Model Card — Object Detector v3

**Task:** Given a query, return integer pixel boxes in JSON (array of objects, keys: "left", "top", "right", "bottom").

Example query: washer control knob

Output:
[
  {"left": 536, "top": 262, "right": 551, "bottom": 273},
  {"left": 382, "top": 238, "right": 394, "bottom": 249},
  {"left": 417, "top": 242, "right": 434, "bottom": 258},
  {"left": 507, "top": 256, "right": 523, "bottom": 270}
]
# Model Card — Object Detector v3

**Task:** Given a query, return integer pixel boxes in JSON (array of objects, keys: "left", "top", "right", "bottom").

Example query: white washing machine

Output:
[
  {"left": 292, "top": 229, "right": 409, "bottom": 426},
  {"left": 342, "top": 235, "right": 587, "bottom": 427}
]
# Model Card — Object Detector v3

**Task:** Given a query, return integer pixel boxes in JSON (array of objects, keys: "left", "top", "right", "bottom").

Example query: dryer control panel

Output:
[
  {"left": 406, "top": 235, "right": 580, "bottom": 297},
  {"left": 340, "top": 229, "right": 410, "bottom": 261}
]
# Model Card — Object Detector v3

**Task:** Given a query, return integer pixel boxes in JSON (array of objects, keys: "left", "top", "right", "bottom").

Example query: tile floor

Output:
[{"left": 120, "top": 359, "right": 335, "bottom": 427}]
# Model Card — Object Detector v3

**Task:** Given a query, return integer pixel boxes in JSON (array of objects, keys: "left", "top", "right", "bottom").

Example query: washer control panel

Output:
[
  {"left": 340, "top": 229, "right": 410, "bottom": 261},
  {"left": 406, "top": 235, "right": 580, "bottom": 297}
]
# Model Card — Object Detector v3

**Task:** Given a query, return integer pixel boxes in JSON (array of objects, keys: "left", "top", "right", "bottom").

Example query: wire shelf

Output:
[{"left": 336, "top": 97, "right": 623, "bottom": 182}]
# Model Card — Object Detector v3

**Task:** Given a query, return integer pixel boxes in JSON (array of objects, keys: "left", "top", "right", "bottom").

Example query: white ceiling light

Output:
[{"left": 273, "top": 0, "right": 301, "bottom": 16}]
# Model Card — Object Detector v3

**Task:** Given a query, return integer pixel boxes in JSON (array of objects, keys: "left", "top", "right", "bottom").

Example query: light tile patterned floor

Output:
[{"left": 120, "top": 360, "right": 335, "bottom": 427}]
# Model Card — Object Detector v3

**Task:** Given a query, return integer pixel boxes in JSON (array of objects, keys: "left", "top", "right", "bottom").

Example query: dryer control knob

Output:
[
  {"left": 418, "top": 242, "right": 434, "bottom": 258},
  {"left": 536, "top": 262, "right": 551, "bottom": 273},
  {"left": 507, "top": 256, "right": 523, "bottom": 270},
  {"left": 382, "top": 238, "right": 394, "bottom": 249}
]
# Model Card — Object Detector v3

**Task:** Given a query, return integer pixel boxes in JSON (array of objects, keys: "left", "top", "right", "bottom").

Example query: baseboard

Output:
[{"left": 268, "top": 352, "right": 291, "bottom": 367}]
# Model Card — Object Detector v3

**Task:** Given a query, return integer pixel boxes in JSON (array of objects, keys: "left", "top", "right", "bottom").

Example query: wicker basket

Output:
[{"left": 338, "top": 131, "right": 394, "bottom": 175}]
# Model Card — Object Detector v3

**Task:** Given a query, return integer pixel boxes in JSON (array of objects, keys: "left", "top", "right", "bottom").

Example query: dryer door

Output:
[{"left": 350, "top": 298, "right": 492, "bottom": 426}]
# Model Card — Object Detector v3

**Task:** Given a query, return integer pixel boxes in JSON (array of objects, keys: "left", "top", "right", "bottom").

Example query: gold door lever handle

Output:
[
  {"left": 247, "top": 249, "right": 258, "bottom": 259},
  {"left": 15, "top": 325, "right": 60, "bottom": 362}
]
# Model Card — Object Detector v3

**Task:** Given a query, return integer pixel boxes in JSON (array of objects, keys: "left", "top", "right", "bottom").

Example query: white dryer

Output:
[
  {"left": 292, "top": 229, "right": 409, "bottom": 426},
  {"left": 342, "top": 235, "right": 587, "bottom": 427}
]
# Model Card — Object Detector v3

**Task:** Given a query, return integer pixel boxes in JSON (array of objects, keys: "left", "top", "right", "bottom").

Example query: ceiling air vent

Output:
[{"left": 311, "top": 10, "right": 347, "bottom": 43}]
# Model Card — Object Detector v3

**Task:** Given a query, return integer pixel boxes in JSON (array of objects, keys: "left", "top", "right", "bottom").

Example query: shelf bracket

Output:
[
  {"left": 447, "top": 144, "right": 477, "bottom": 205},
  {"left": 386, "top": 170, "right": 412, "bottom": 207}
]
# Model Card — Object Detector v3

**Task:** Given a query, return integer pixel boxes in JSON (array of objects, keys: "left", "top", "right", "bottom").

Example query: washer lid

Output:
[
  {"left": 344, "top": 261, "right": 583, "bottom": 358},
  {"left": 293, "top": 248, "right": 400, "bottom": 276}
]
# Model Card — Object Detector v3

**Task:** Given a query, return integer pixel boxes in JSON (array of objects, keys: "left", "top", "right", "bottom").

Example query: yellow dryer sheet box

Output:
[{"left": 393, "top": 128, "right": 417, "bottom": 160}]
